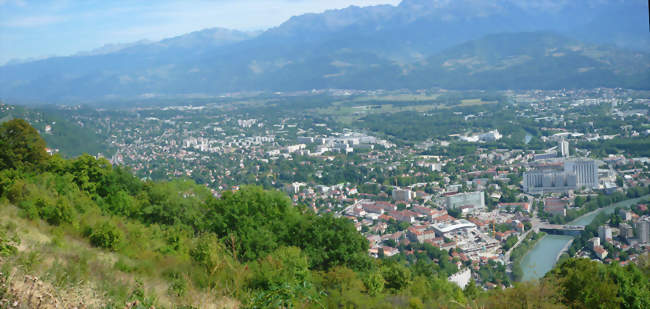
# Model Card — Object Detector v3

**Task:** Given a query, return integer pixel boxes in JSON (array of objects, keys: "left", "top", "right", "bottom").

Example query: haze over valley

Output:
[{"left": 0, "top": 1, "right": 649, "bottom": 308}]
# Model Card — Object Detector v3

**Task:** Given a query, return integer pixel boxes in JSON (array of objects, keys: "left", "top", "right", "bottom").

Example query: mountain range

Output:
[{"left": 1, "top": 0, "right": 649, "bottom": 104}]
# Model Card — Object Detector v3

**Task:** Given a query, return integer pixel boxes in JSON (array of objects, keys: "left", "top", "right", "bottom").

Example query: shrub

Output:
[
  {"left": 248, "top": 246, "right": 310, "bottom": 291},
  {"left": 6, "top": 178, "right": 27, "bottom": 204},
  {"left": 41, "top": 198, "right": 74, "bottom": 226},
  {"left": 189, "top": 233, "right": 225, "bottom": 273},
  {"left": 89, "top": 221, "right": 123, "bottom": 251},
  {"left": 0, "top": 227, "right": 19, "bottom": 256}
]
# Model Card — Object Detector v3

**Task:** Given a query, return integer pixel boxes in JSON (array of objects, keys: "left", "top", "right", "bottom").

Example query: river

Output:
[{"left": 519, "top": 194, "right": 650, "bottom": 281}]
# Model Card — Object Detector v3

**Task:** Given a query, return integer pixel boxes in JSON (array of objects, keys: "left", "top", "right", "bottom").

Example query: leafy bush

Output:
[
  {"left": 89, "top": 221, "right": 123, "bottom": 250},
  {"left": 189, "top": 233, "right": 226, "bottom": 273},
  {"left": 41, "top": 198, "right": 74, "bottom": 226},
  {"left": 0, "top": 226, "right": 19, "bottom": 256},
  {"left": 249, "top": 246, "right": 311, "bottom": 291},
  {"left": 381, "top": 262, "right": 412, "bottom": 291}
]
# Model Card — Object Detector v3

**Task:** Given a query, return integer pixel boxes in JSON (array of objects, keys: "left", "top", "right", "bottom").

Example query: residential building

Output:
[
  {"left": 598, "top": 225, "right": 613, "bottom": 244},
  {"left": 392, "top": 188, "right": 413, "bottom": 202},
  {"left": 619, "top": 223, "right": 634, "bottom": 242},
  {"left": 636, "top": 218, "right": 649, "bottom": 243},
  {"left": 544, "top": 198, "right": 568, "bottom": 216},
  {"left": 593, "top": 245, "right": 608, "bottom": 260}
]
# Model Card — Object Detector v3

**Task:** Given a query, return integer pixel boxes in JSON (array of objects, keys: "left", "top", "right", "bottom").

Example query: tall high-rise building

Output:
[
  {"left": 619, "top": 223, "right": 634, "bottom": 242},
  {"left": 523, "top": 170, "right": 577, "bottom": 193},
  {"left": 523, "top": 159, "right": 599, "bottom": 194},
  {"left": 560, "top": 140, "right": 570, "bottom": 158},
  {"left": 598, "top": 226, "right": 612, "bottom": 244},
  {"left": 565, "top": 160, "right": 598, "bottom": 189},
  {"left": 636, "top": 218, "right": 650, "bottom": 244}
]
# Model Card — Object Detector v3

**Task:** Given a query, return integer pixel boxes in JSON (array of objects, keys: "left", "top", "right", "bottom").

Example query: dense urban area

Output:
[{"left": 2, "top": 88, "right": 648, "bottom": 294}]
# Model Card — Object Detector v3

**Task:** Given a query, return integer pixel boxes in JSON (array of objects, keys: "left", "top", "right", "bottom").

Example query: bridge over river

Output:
[
  {"left": 519, "top": 194, "right": 650, "bottom": 281},
  {"left": 538, "top": 224, "right": 585, "bottom": 236}
]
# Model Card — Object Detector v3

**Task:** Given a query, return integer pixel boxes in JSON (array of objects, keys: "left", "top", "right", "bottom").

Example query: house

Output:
[
  {"left": 376, "top": 201, "right": 397, "bottom": 212},
  {"left": 366, "top": 235, "right": 381, "bottom": 247},
  {"left": 407, "top": 227, "right": 437, "bottom": 243},
  {"left": 371, "top": 222, "right": 387, "bottom": 234},
  {"left": 593, "top": 245, "right": 608, "bottom": 260},
  {"left": 433, "top": 214, "right": 456, "bottom": 223},
  {"left": 544, "top": 198, "right": 568, "bottom": 216},
  {"left": 381, "top": 231, "right": 403, "bottom": 242},
  {"left": 495, "top": 231, "right": 515, "bottom": 241},
  {"left": 350, "top": 207, "right": 366, "bottom": 217},
  {"left": 390, "top": 210, "right": 418, "bottom": 223},
  {"left": 467, "top": 217, "right": 488, "bottom": 232},
  {"left": 424, "top": 237, "right": 445, "bottom": 247},
  {"left": 381, "top": 246, "right": 399, "bottom": 257},
  {"left": 412, "top": 205, "right": 434, "bottom": 217},
  {"left": 362, "top": 203, "right": 385, "bottom": 215}
]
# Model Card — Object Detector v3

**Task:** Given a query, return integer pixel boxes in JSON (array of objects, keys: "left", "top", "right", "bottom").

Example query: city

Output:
[
  {"left": 5, "top": 87, "right": 648, "bottom": 291},
  {"left": 1, "top": 0, "right": 649, "bottom": 307}
]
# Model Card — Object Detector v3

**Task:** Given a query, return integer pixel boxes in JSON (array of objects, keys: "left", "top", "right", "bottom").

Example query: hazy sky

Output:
[{"left": 0, "top": 0, "right": 401, "bottom": 64}]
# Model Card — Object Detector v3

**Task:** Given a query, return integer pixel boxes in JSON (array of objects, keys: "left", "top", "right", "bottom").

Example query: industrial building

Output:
[{"left": 523, "top": 159, "right": 598, "bottom": 193}]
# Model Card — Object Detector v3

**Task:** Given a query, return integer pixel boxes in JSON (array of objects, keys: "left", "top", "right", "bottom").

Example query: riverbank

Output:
[
  {"left": 510, "top": 231, "right": 546, "bottom": 281},
  {"left": 555, "top": 239, "right": 573, "bottom": 262},
  {"left": 518, "top": 193, "right": 650, "bottom": 281},
  {"left": 569, "top": 194, "right": 650, "bottom": 226}
]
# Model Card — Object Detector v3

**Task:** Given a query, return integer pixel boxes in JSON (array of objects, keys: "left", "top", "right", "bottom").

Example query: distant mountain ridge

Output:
[{"left": 1, "top": 0, "right": 649, "bottom": 104}]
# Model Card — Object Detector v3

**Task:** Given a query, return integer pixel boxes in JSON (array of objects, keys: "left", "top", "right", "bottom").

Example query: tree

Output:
[
  {"left": 89, "top": 221, "right": 123, "bottom": 251},
  {"left": 249, "top": 246, "right": 311, "bottom": 291},
  {"left": 0, "top": 119, "right": 48, "bottom": 170},
  {"left": 463, "top": 279, "right": 480, "bottom": 299},
  {"left": 295, "top": 214, "right": 371, "bottom": 271},
  {"left": 189, "top": 233, "right": 229, "bottom": 274},
  {"left": 546, "top": 258, "right": 623, "bottom": 308},
  {"left": 363, "top": 271, "right": 385, "bottom": 296},
  {"left": 381, "top": 262, "right": 411, "bottom": 291}
]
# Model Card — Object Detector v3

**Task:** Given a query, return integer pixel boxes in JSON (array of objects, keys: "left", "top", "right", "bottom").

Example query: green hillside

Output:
[
  {"left": 0, "top": 104, "right": 110, "bottom": 157},
  {"left": 0, "top": 119, "right": 648, "bottom": 308}
]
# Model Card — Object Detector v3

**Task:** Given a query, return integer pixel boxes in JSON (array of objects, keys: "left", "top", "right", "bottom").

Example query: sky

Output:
[{"left": 0, "top": 0, "right": 401, "bottom": 65}]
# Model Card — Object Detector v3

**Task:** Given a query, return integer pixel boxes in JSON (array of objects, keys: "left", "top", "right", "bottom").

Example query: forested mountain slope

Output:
[{"left": 1, "top": 0, "right": 648, "bottom": 103}]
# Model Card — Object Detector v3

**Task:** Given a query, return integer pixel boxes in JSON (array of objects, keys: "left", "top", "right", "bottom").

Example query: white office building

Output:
[{"left": 445, "top": 191, "right": 485, "bottom": 211}]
